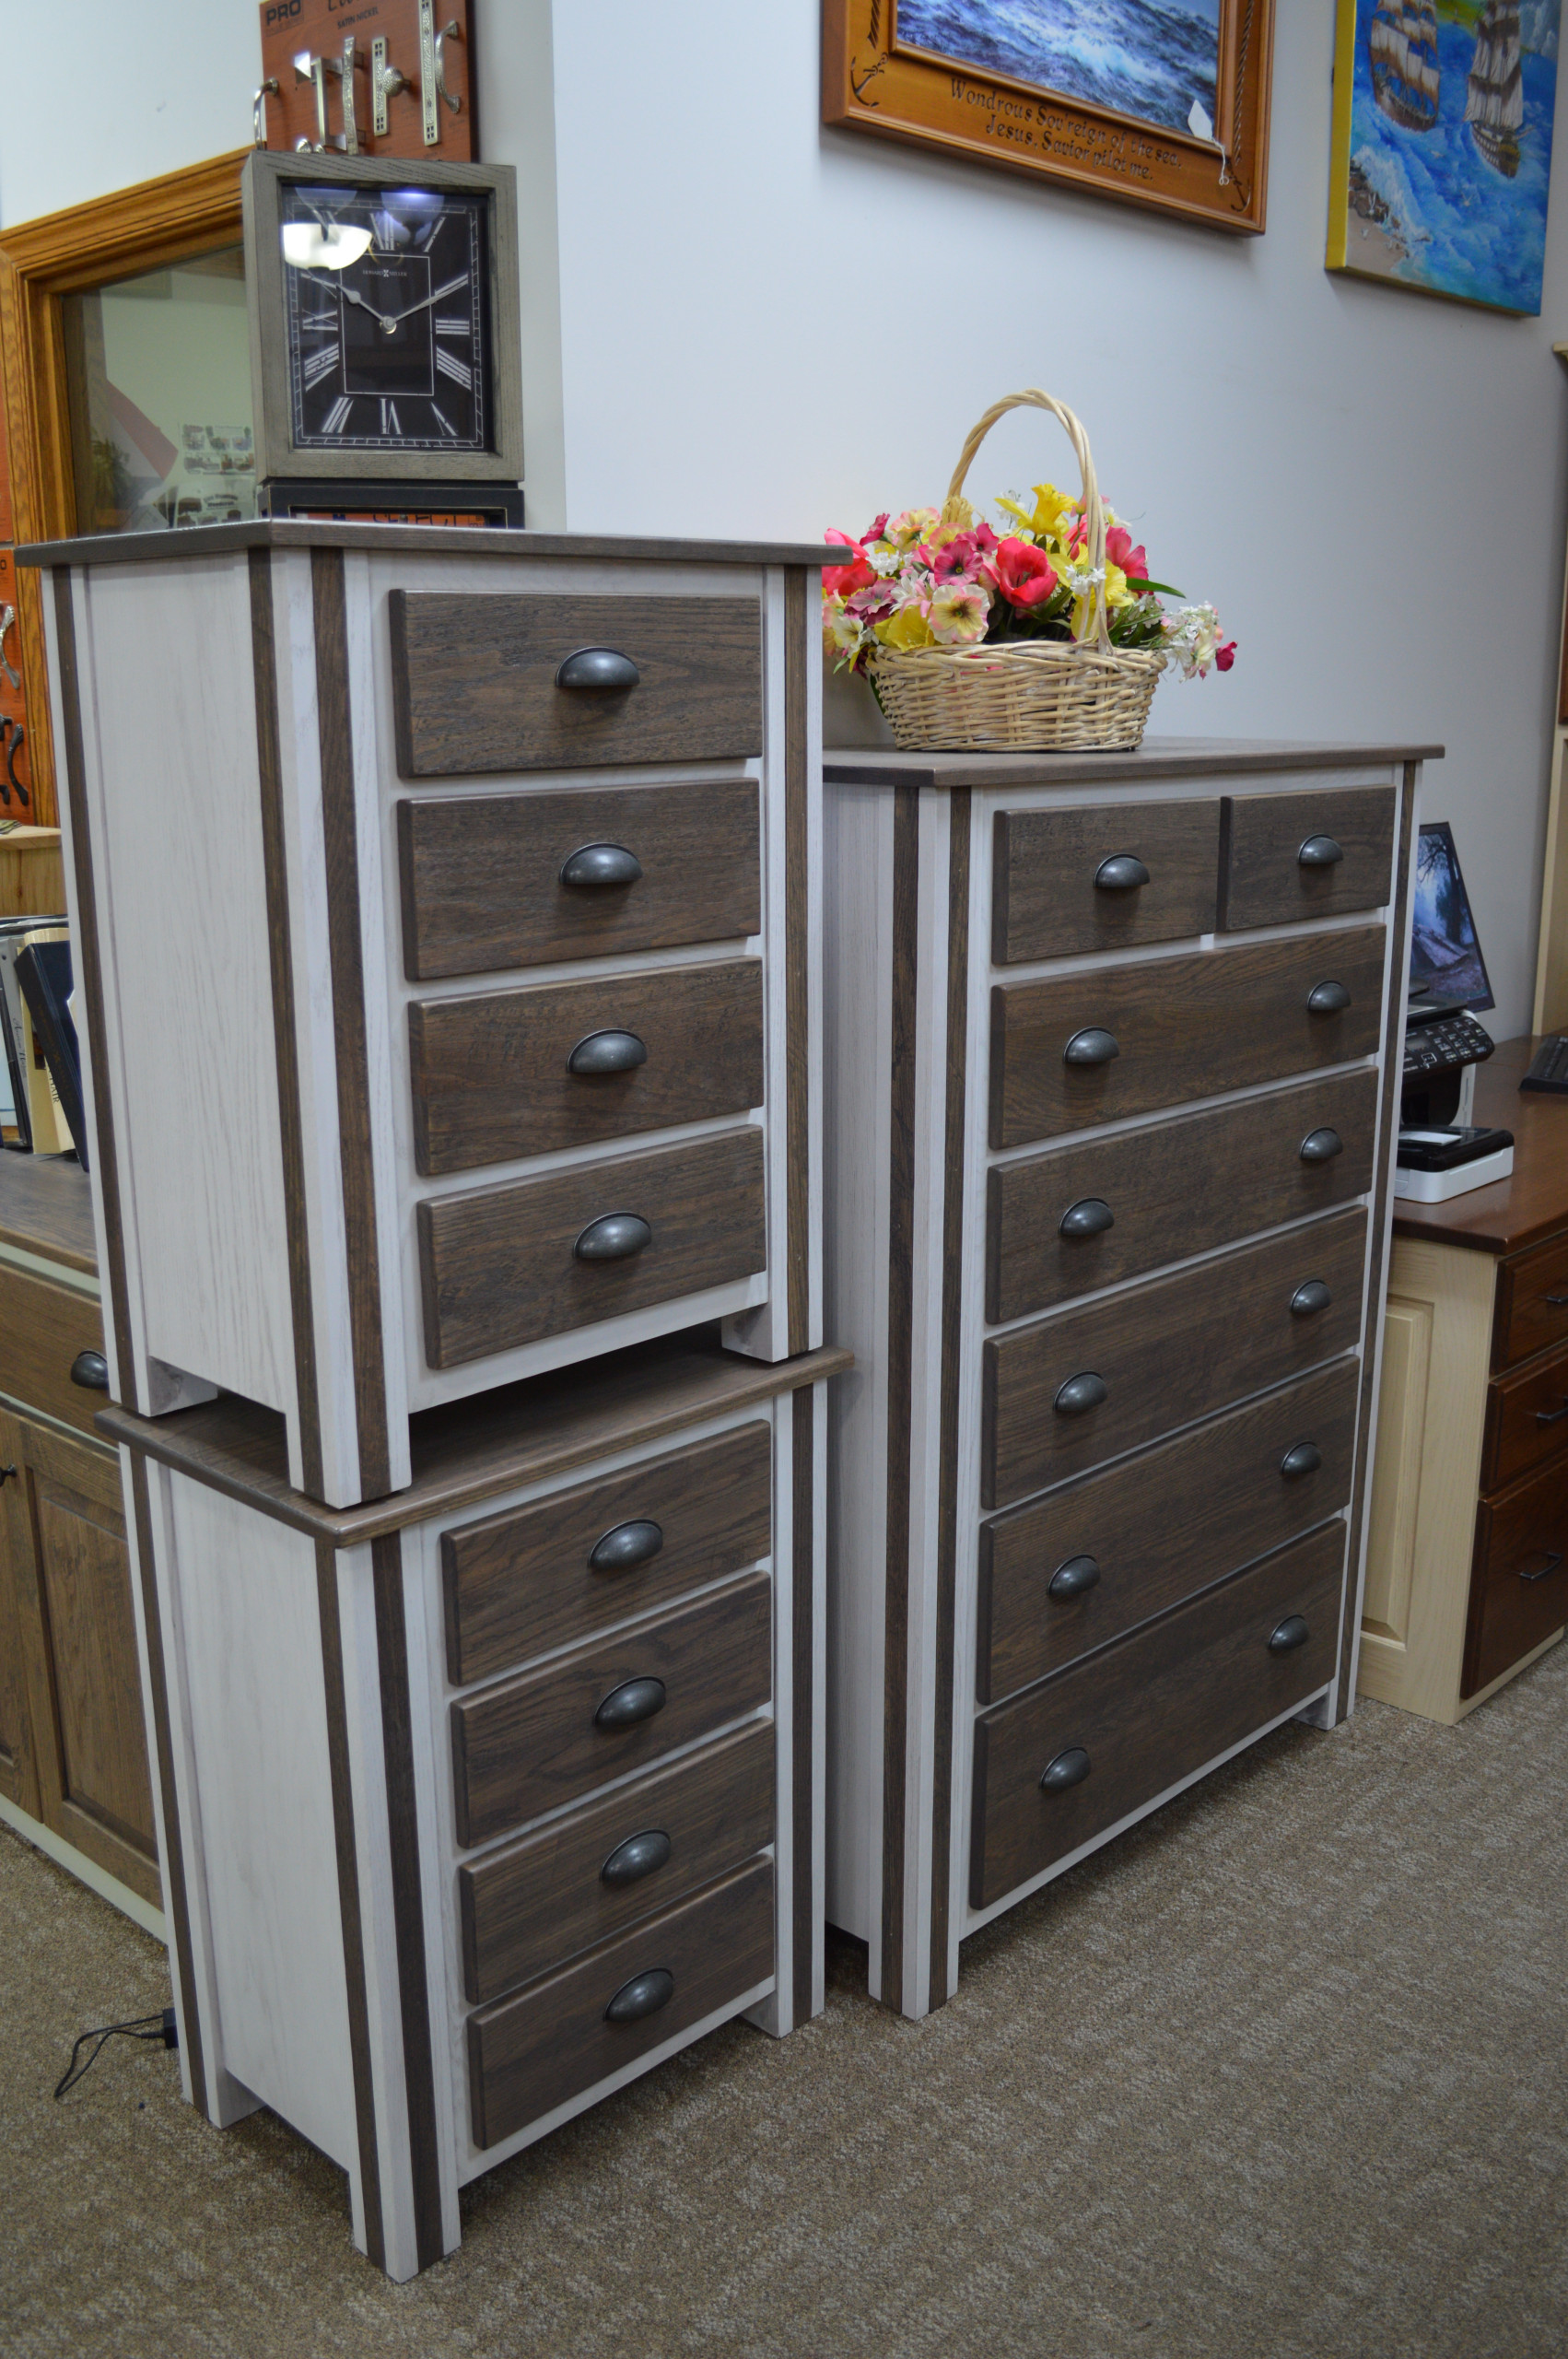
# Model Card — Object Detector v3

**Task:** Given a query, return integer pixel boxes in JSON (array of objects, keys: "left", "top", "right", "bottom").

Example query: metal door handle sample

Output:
[
  {"left": 1047, "top": 1555, "right": 1101, "bottom": 1601},
  {"left": 560, "top": 842, "right": 643, "bottom": 889},
  {"left": 568, "top": 1029, "right": 648, "bottom": 1076},
  {"left": 574, "top": 1213, "right": 652, "bottom": 1262},
  {"left": 1290, "top": 1280, "right": 1332, "bottom": 1318},
  {"left": 589, "top": 1519, "right": 664, "bottom": 1574},
  {"left": 1517, "top": 1551, "right": 1564, "bottom": 1583},
  {"left": 1093, "top": 854, "right": 1150, "bottom": 892},
  {"left": 70, "top": 1351, "right": 109, "bottom": 1391},
  {"left": 604, "top": 1966, "right": 674, "bottom": 2024},
  {"left": 1280, "top": 1441, "right": 1322, "bottom": 1479},
  {"left": 1039, "top": 1745, "right": 1092, "bottom": 1793},
  {"left": 556, "top": 647, "right": 640, "bottom": 692},
  {"left": 1063, "top": 1027, "right": 1119, "bottom": 1067},
  {"left": 1306, "top": 980, "right": 1351, "bottom": 1015},
  {"left": 1299, "top": 1128, "right": 1343, "bottom": 1164},
  {"left": 253, "top": 77, "right": 280, "bottom": 146},
  {"left": 600, "top": 1829, "right": 672, "bottom": 1887},
  {"left": 1059, "top": 1198, "right": 1115, "bottom": 1240},
  {"left": 1268, "top": 1614, "right": 1310, "bottom": 1653},
  {"left": 593, "top": 1675, "right": 666, "bottom": 1731},
  {"left": 1054, "top": 1372, "right": 1108, "bottom": 1417},
  {"left": 1298, "top": 835, "right": 1344, "bottom": 869}
]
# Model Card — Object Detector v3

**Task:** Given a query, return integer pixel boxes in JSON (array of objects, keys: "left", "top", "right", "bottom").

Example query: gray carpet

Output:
[{"left": 4, "top": 1648, "right": 1565, "bottom": 2359}]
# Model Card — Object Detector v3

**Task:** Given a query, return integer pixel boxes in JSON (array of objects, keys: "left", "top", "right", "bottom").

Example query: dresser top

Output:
[
  {"left": 824, "top": 737, "right": 1444, "bottom": 787},
  {"left": 15, "top": 518, "right": 846, "bottom": 573},
  {"left": 1393, "top": 1035, "right": 1568, "bottom": 1257},
  {"left": 0, "top": 1150, "right": 97, "bottom": 1276}
]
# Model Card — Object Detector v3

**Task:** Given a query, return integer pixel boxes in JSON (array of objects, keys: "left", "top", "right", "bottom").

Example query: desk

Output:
[{"left": 1361, "top": 1036, "right": 1568, "bottom": 1719}]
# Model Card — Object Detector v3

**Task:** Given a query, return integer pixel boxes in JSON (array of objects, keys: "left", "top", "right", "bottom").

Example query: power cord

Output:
[{"left": 53, "top": 2007, "right": 179, "bottom": 2100}]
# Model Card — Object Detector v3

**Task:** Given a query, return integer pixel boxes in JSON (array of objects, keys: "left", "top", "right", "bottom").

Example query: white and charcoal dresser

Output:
[
  {"left": 25, "top": 518, "right": 846, "bottom": 2278},
  {"left": 822, "top": 736, "right": 1434, "bottom": 2019}
]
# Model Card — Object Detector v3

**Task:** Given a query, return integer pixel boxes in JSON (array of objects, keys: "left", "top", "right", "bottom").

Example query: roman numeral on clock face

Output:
[
  {"left": 435, "top": 347, "right": 473, "bottom": 391},
  {"left": 322, "top": 395, "right": 355, "bottom": 434},
  {"left": 380, "top": 398, "right": 402, "bottom": 436},
  {"left": 303, "top": 343, "right": 342, "bottom": 389}
]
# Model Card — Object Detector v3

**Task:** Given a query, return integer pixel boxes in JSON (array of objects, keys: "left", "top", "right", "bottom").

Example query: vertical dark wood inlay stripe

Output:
[
  {"left": 880, "top": 783, "right": 919, "bottom": 2013},
  {"left": 126, "top": 1451, "right": 207, "bottom": 2118},
  {"left": 783, "top": 571, "right": 812, "bottom": 1355},
  {"left": 316, "top": 1537, "right": 384, "bottom": 2271},
  {"left": 928, "top": 788, "right": 969, "bottom": 2012},
  {"left": 250, "top": 549, "right": 324, "bottom": 1499},
  {"left": 312, "top": 549, "right": 392, "bottom": 1500},
  {"left": 371, "top": 1531, "right": 444, "bottom": 2269},
  {"left": 51, "top": 570, "right": 139, "bottom": 1415},
  {"left": 1337, "top": 759, "right": 1418, "bottom": 1721},
  {"left": 790, "top": 1384, "right": 815, "bottom": 2023}
]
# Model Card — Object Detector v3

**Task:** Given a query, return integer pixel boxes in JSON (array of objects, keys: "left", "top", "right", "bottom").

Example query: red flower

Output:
[
  {"left": 984, "top": 535, "right": 1059, "bottom": 609},
  {"left": 1215, "top": 639, "right": 1236, "bottom": 673},
  {"left": 824, "top": 529, "right": 876, "bottom": 599},
  {"left": 861, "top": 512, "right": 890, "bottom": 545},
  {"left": 1106, "top": 524, "right": 1149, "bottom": 581}
]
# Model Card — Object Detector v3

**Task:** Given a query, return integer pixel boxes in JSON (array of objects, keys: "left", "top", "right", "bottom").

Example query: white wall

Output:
[{"left": 3, "top": 1, "right": 1563, "bottom": 1031}]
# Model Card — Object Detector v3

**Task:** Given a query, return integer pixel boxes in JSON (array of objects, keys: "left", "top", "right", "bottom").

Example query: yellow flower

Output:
[
  {"left": 1029, "top": 481, "right": 1077, "bottom": 546},
  {"left": 995, "top": 493, "right": 1036, "bottom": 538},
  {"left": 1103, "top": 561, "right": 1135, "bottom": 610},
  {"left": 875, "top": 603, "right": 938, "bottom": 651},
  {"left": 883, "top": 508, "right": 939, "bottom": 551}
]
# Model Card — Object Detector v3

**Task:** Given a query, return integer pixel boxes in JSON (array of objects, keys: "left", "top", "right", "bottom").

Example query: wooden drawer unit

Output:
[
  {"left": 986, "top": 1067, "right": 1379, "bottom": 1324},
  {"left": 978, "top": 1357, "right": 1360, "bottom": 1703},
  {"left": 0, "top": 1263, "right": 106, "bottom": 1438},
  {"left": 390, "top": 592, "right": 764, "bottom": 776},
  {"left": 443, "top": 1422, "right": 773, "bottom": 1686},
  {"left": 990, "top": 799, "right": 1220, "bottom": 963},
  {"left": 409, "top": 958, "right": 765, "bottom": 1175},
  {"left": 451, "top": 1569, "right": 773, "bottom": 1848},
  {"left": 970, "top": 1520, "right": 1345, "bottom": 1908},
  {"left": 1492, "top": 1230, "right": 1568, "bottom": 1370},
  {"left": 459, "top": 1719, "right": 775, "bottom": 2001},
  {"left": 982, "top": 1206, "right": 1368, "bottom": 1508},
  {"left": 1465, "top": 1456, "right": 1568, "bottom": 1696},
  {"left": 467, "top": 1856, "right": 776, "bottom": 2152},
  {"left": 1219, "top": 786, "right": 1397, "bottom": 931},
  {"left": 418, "top": 1126, "right": 768, "bottom": 1368},
  {"left": 989, "top": 925, "right": 1386, "bottom": 1149},
  {"left": 396, "top": 780, "right": 761, "bottom": 980},
  {"left": 1480, "top": 1339, "right": 1568, "bottom": 1494}
]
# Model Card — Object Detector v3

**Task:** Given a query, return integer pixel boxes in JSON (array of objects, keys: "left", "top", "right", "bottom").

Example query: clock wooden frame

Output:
[{"left": 241, "top": 150, "right": 522, "bottom": 487}]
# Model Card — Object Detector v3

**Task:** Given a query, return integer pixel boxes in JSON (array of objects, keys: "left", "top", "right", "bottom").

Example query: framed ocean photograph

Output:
[
  {"left": 822, "top": 1, "right": 1276, "bottom": 233},
  {"left": 1328, "top": 1, "right": 1562, "bottom": 312}
]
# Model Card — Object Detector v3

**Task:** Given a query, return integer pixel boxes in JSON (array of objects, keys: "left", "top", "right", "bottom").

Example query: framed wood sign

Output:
[{"left": 822, "top": 0, "right": 1275, "bottom": 234}]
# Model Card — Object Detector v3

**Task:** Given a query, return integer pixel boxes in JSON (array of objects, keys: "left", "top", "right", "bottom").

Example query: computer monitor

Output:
[{"left": 1409, "top": 821, "right": 1494, "bottom": 1014}]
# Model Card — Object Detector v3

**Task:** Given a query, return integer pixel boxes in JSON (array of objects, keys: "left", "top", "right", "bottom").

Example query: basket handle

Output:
[{"left": 944, "top": 389, "right": 1111, "bottom": 653}]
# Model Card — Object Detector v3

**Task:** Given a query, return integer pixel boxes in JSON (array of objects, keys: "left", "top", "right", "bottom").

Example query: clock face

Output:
[{"left": 281, "top": 182, "right": 491, "bottom": 456}]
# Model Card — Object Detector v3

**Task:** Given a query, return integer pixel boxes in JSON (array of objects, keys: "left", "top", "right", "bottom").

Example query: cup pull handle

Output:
[
  {"left": 1290, "top": 1280, "right": 1332, "bottom": 1318},
  {"left": 1059, "top": 1198, "right": 1115, "bottom": 1240},
  {"left": 1054, "top": 1372, "right": 1108, "bottom": 1418},
  {"left": 589, "top": 1519, "right": 664, "bottom": 1574},
  {"left": 1093, "top": 854, "right": 1150, "bottom": 892},
  {"left": 1047, "top": 1555, "right": 1101, "bottom": 1601},
  {"left": 574, "top": 1213, "right": 653, "bottom": 1262},
  {"left": 1039, "top": 1745, "right": 1092, "bottom": 1793},
  {"left": 1299, "top": 1128, "right": 1343, "bottom": 1165},
  {"left": 70, "top": 1351, "right": 109, "bottom": 1391},
  {"left": 1280, "top": 1441, "right": 1322, "bottom": 1479},
  {"left": 556, "top": 647, "right": 640, "bottom": 691},
  {"left": 560, "top": 842, "right": 643, "bottom": 889},
  {"left": 1064, "top": 1027, "right": 1119, "bottom": 1068},
  {"left": 567, "top": 1029, "right": 648, "bottom": 1076},
  {"left": 600, "top": 1829, "right": 673, "bottom": 1887},
  {"left": 1268, "top": 1614, "right": 1310, "bottom": 1653},
  {"left": 1307, "top": 980, "right": 1351, "bottom": 1015},
  {"left": 604, "top": 1966, "right": 674, "bottom": 2024},
  {"left": 1298, "top": 835, "right": 1344, "bottom": 869},
  {"left": 593, "top": 1675, "right": 666, "bottom": 1731}
]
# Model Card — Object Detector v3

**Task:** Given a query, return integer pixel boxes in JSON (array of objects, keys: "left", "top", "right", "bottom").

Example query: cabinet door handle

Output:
[
  {"left": 1054, "top": 1371, "right": 1108, "bottom": 1417},
  {"left": 1064, "top": 1027, "right": 1119, "bottom": 1067},
  {"left": 1544, "top": 1294, "right": 1568, "bottom": 1309},
  {"left": 574, "top": 1213, "right": 653, "bottom": 1262},
  {"left": 1047, "top": 1554, "right": 1100, "bottom": 1600},
  {"left": 1517, "top": 1551, "right": 1564, "bottom": 1583},
  {"left": 69, "top": 1350, "right": 109, "bottom": 1391},
  {"left": 1535, "top": 1400, "right": 1568, "bottom": 1428},
  {"left": 1268, "top": 1614, "right": 1310, "bottom": 1653},
  {"left": 1298, "top": 835, "right": 1344, "bottom": 869},
  {"left": 1039, "top": 1745, "right": 1092, "bottom": 1793},
  {"left": 589, "top": 1518, "right": 664, "bottom": 1574},
  {"left": 1094, "top": 854, "right": 1150, "bottom": 892},
  {"left": 593, "top": 1675, "right": 666, "bottom": 1731},
  {"left": 560, "top": 842, "right": 643, "bottom": 889},
  {"left": 567, "top": 1028, "right": 648, "bottom": 1076},
  {"left": 604, "top": 1966, "right": 674, "bottom": 2024},
  {"left": 600, "top": 1829, "right": 673, "bottom": 1887},
  {"left": 0, "top": 1463, "right": 15, "bottom": 1486},
  {"left": 1290, "top": 1279, "right": 1332, "bottom": 1318},
  {"left": 1299, "top": 1128, "right": 1343, "bottom": 1165},
  {"left": 556, "top": 647, "right": 640, "bottom": 692},
  {"left": 1280, "top": 1441, "right": 1322, "bottom": 1478},
  {"left": 1059, "top": 1197, "right": 1115, "bottom": 1240},
  {"left": 1306, "top": 980, "right": 1351, "bottom": 1015}
]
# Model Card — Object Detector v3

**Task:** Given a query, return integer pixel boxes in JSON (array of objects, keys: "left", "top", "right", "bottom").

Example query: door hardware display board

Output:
[{"left": 257, "top": 0, "right": 474, "bottom": 161}]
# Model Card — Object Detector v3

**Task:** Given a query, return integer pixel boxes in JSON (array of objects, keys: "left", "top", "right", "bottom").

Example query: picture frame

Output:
[
  {"left": 821, "top": 0, "right": 1275, "bottom": 234},
  {"left": 240, "top": 149, "right": 522, "bottom": 487}
]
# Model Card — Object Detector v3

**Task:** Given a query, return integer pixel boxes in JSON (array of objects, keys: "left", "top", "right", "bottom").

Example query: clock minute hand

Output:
[{"left": 380, "top": 272, "right": 472, "bottom": 325}]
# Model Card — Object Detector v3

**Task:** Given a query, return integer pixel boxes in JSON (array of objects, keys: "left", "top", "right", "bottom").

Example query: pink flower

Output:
[
  {"left": 823, "top": 529, "right": 876, "bottom": 600},
  {"left": 861, "top": 511, "right": 890, "bottom": 544},
  {"left": 971, "top": 521, "right": 999, "bottom": 555},
  {"left": 1106, "top": 524, "right": 1149, "bottom": 581},
  {"left": 1215, "top": 639, "right": 1236, "bottom": 673},
  {"left": 984, "top": 535, "right": 1059, "bottom": 609}
]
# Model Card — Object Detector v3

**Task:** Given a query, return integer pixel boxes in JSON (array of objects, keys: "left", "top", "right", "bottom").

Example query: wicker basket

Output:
[{"left": 868, "top": 390, "right": 1165, "bottom": 754}]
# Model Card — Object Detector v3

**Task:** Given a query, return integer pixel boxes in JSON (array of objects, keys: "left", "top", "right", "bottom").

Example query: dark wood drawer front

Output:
[
  {"left": 1464, "top": 1457, "right": 1568, "bottom": 1696},
  {"left": 987, "top": 1067, "right": 1379, "bottom": 1324},
  {"left": 443, "top": 1422, "right": 773, "bottom": 1687},
  {"left": 1220, "top": 787, "right": 1397, "bottom": 931},
  {"left": 397, "top": 781, "right": 761, "bottom": 980},
  {"left": 983, "top": 1206, "right": 1367, "bottom": 1509},
  {"left": 451, "top": 1571, "right": 772, "bottom": 1848},
  {"left": 460, "top": 1719, "right": 774, "bottom": 2002},
  {"left": 971, "top": 1522, "right": 1344, "bottom": 1908},
  {"left": 1493, "top": 1231, "right": 1568, "bottom": 1371},
  {"left": 1482, "top": 1338, "right": 1568, "bottom": 1495},
  {"left": 418, "top": 1126, "right": 767, "bottom": 1368},
  {"left": 979, "top": 1357, "right": 1360, "bottom": 1703},
  {"left": 991, "top": 800, "right": 1220, "bottom": 964},
  {"left": 0, "top": 1269, "right": 106, "bottom": 1438},
  {"left": 468, "top": 1856, "right": 774, "bottom": 2151},
  {"left": 989, "top": 927, "right": 1387, "bottom": 1150},
  {"left": 390, "top": 593, "right": 763, "bottom": 777},
  {"left": 410, "top": 958, "right": 764, "bottom": 1176}
]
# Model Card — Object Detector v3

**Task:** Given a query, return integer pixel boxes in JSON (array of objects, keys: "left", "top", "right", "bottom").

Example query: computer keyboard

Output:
[
  {"left": 1520, "top": 1035, "right": 1568, "bottom": 1095},
  {"left": 1403, "top": 1009, "right": 1496, "bottom": 1078}
]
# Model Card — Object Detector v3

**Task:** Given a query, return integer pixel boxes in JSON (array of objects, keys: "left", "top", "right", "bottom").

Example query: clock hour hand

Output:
[{"left": 299, "top": 269, "right": 392, "bottom": 327}]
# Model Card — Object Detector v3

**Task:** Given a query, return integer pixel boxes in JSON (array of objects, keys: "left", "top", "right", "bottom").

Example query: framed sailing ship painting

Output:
[
  {"left": 1328, "top": 0, "right": 1562, "bottom": 312},
  {"left": 822, "top": 1, "right": 1276, "bottom": 233}
]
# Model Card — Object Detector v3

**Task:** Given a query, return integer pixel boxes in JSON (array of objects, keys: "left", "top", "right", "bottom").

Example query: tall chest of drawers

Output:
[
  {"left": 25, "top": 520, "right": 845, "bottom": 2278},
  {"left": 822, "top": 738, "right": 1432, "bottom": 2020}
]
